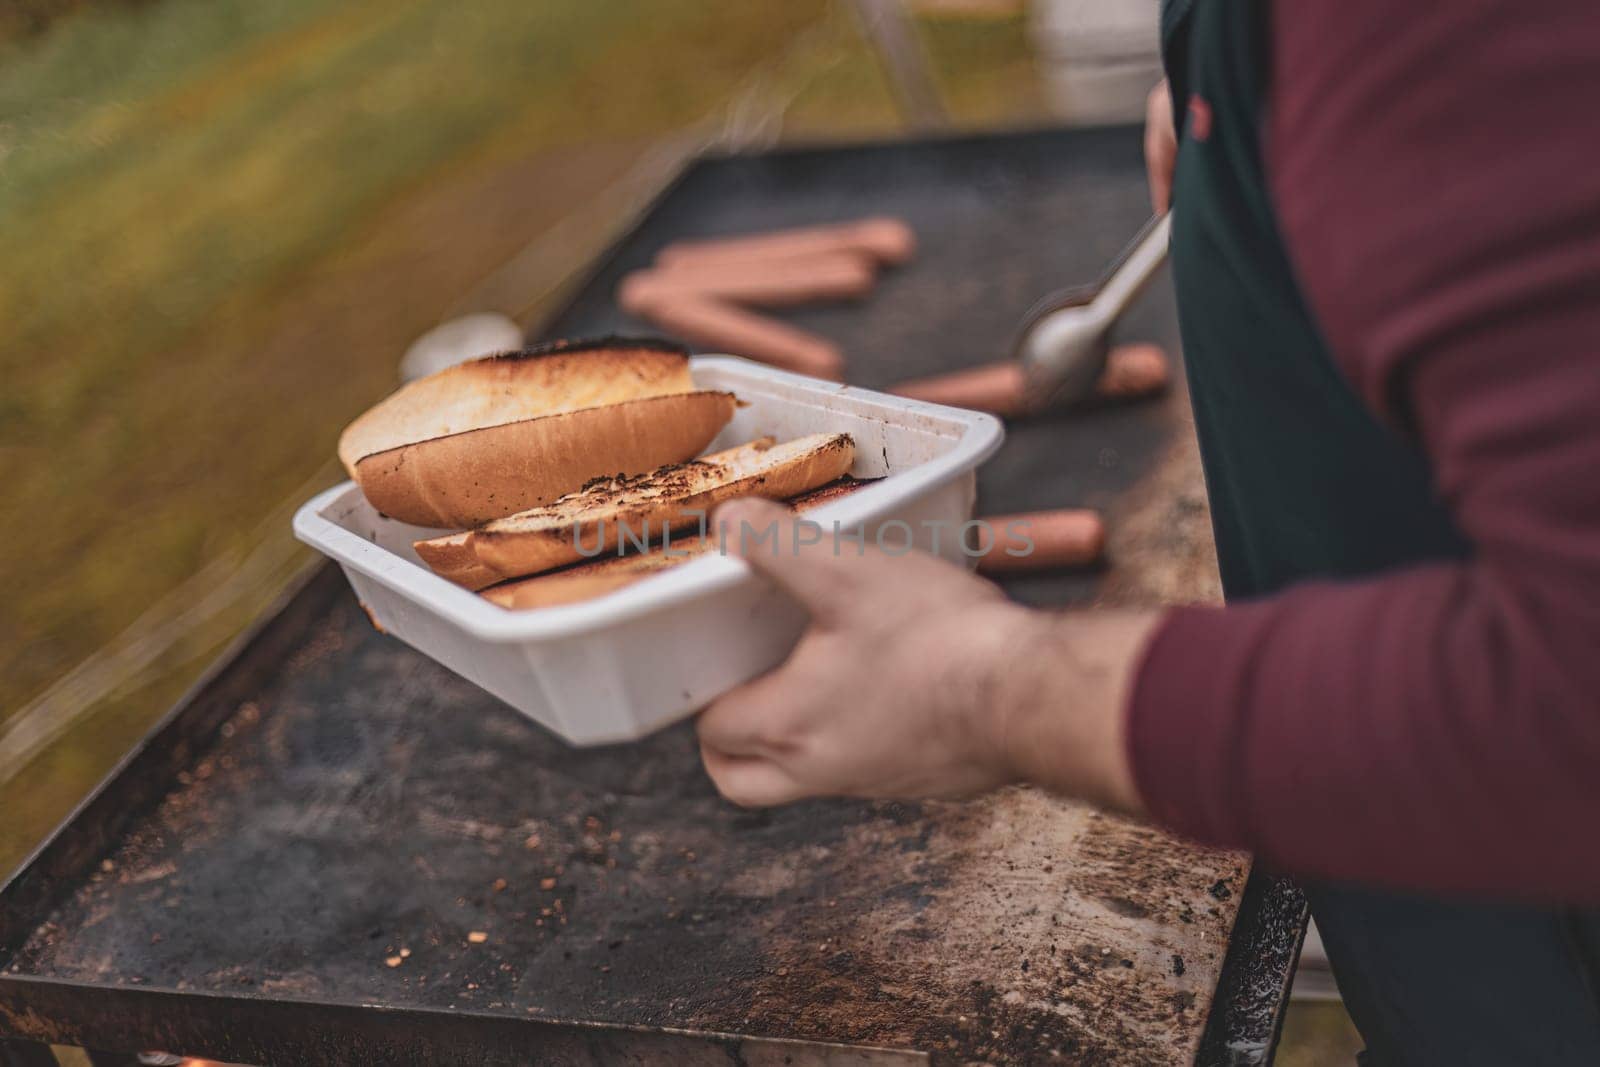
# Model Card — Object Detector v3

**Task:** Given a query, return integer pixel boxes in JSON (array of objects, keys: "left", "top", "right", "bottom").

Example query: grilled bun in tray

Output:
[
  {"left": 338, "top": 336, "right": 858, "bottom": 611},
  {"left": 337, "top": 337, "right": 735, "bottom": 529}
]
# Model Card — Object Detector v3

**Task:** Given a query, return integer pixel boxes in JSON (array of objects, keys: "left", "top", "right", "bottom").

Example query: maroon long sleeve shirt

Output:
[{"left": 1128, "top": 0, "right": 1600, "bottom": 900}]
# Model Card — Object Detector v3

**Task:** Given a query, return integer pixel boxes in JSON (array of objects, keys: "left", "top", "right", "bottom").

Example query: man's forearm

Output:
[{"left": 992, "top": 607, "right": 1162, "bottom": 815}]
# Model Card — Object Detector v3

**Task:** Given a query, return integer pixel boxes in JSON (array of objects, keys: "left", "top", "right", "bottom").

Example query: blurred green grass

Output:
[{"left": 1278, "top": 999, "right": 1367, "bottom": 1066}]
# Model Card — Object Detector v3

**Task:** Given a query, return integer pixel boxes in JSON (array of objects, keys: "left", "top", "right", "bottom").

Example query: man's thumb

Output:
[{"left": 713, "top": 496, "right": 852, "bottom": 620}]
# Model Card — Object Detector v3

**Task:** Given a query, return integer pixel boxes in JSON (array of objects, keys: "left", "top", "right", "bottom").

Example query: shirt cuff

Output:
[{"left": 1125, "top": 603, "right": 1266, "bottom": 851}]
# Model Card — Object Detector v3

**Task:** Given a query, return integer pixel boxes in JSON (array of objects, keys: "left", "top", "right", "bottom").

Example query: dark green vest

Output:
[{"left": 1160, "top": 0, "right": 1468, "bottom": 599}]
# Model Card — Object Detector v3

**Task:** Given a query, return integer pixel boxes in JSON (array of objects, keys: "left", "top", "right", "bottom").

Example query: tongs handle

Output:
[
  {"left": 1014, "top": 213, "right": 1172, "bottom": 408},
  {"left": 1018, "top": 213, "right": 1171, "bottom": 328},
  {"left": 1093, "top": 213, "right": 1171, "bottom": 324}
]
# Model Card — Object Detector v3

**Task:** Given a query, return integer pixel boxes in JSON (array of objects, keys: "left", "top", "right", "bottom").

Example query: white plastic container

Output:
[{"left": 293, "top": 357, "right": 1004, "bottom": 745}]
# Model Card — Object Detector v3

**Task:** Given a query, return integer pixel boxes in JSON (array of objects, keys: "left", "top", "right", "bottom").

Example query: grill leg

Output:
[{"left": 0, "top": 1039, "right": 57, "bottom": 1067}]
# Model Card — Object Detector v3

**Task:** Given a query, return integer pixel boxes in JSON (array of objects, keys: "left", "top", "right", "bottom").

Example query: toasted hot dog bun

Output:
[
  {"left": 422, "top": 433, "right": 856, "bottom": 589},
  {"left": 480, "top": 475, "right": 877, "bottom": 611},
  {"left": 480, "top": 537, "right": 712, "bottom": 610},
  {"left": 410, "top": 532, "right": 501, "bottom": 591},
  {"left": 339, "top": 338, "right": 735, "bottom": 528},
  {"left": 415, "top": 437, "right": 768, "bottom": 589},
  {"left": 472, "top": 432, "right": 855, "bottom": 584},
  {"left": 413, "top": 437, "right": 797, "bottom": 583},
  {"left": 355, "top": 391, "right": 737, "bottom": 530}
]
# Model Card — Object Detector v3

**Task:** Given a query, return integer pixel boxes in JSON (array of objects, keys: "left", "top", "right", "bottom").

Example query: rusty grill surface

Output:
[{"left": 0, "top": 126, "right": 1303, "bottom": 1065}]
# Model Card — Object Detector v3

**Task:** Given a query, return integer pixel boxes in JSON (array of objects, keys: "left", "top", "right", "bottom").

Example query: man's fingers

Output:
[
  {"left": 1145, "top": 81, "right": 1176, "bottom": 213},
  {"left": 697, "top": 664, "right": 796, "bottom": 757},
  {"left": 714, "top": 497, "right": 859, "bottom": 624},
  {"left": 699, "top": 742, "right": 805, "bottom": 807}
]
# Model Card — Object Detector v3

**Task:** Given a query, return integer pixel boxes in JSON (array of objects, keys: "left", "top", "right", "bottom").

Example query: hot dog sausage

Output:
[
  {"left": 1094, "top": 342, "right": 1170, "bottom": 400},
  {"left": 889, "top": 344, "right": 1171, "bottom": 416},
  {"left": 635, "top": 295, "right": 846, "bottom": 380},
  {"left": 657, "top": 217, "right": 915, "bottom": 269},
  {"left": 891, "top": 360, "right": 1031, "bottom": 418},
  {"left": 972, "top": 509, "right": 1106, "bottom": 575},
  {"left": 618, "top": 251, "right": 877, "bottom": 312}
]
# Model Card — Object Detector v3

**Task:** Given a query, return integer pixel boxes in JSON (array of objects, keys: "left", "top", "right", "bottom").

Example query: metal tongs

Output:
[{"left": 1014, "top": 213, "right": 1172, "bottom": 410}]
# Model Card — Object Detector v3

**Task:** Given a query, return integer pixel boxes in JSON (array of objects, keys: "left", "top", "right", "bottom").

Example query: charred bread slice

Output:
[
  {"left": 418, "top": 433, "right": 854, "bottom": 589},
  {"left": 480, "top": 475, "right": 876, "bottom": 611}
]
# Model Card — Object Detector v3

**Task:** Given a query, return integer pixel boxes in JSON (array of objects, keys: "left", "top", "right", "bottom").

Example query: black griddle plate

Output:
[{"left": 0, "top": 125, "right": 1304, "bottom": 1066}]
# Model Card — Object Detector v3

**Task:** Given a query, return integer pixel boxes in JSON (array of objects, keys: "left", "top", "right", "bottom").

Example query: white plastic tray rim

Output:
[{"left": 294, "top": 357, "right": 1003, "bottom": 643}]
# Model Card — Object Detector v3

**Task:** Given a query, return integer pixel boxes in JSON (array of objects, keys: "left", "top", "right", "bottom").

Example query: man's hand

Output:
[
  {"left": 1145, "top": 80, "right": 1178, "bottom": 213},
  {"left": 697, "top": 498, "right": 1156, "bottom": 812}
]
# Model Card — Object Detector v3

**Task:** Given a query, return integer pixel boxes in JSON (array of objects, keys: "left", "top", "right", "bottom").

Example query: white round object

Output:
[
  {"left": 1028, "top": 0, "right": 1163, "bottom": 124},
  {"left": 399, "top": 312, "right": 525, "bottom": 383}
]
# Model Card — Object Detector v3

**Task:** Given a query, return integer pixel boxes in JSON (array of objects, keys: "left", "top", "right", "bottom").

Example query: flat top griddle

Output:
[{"left": 0, "top": 125, "right": 1304, "bottom": 1066}]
